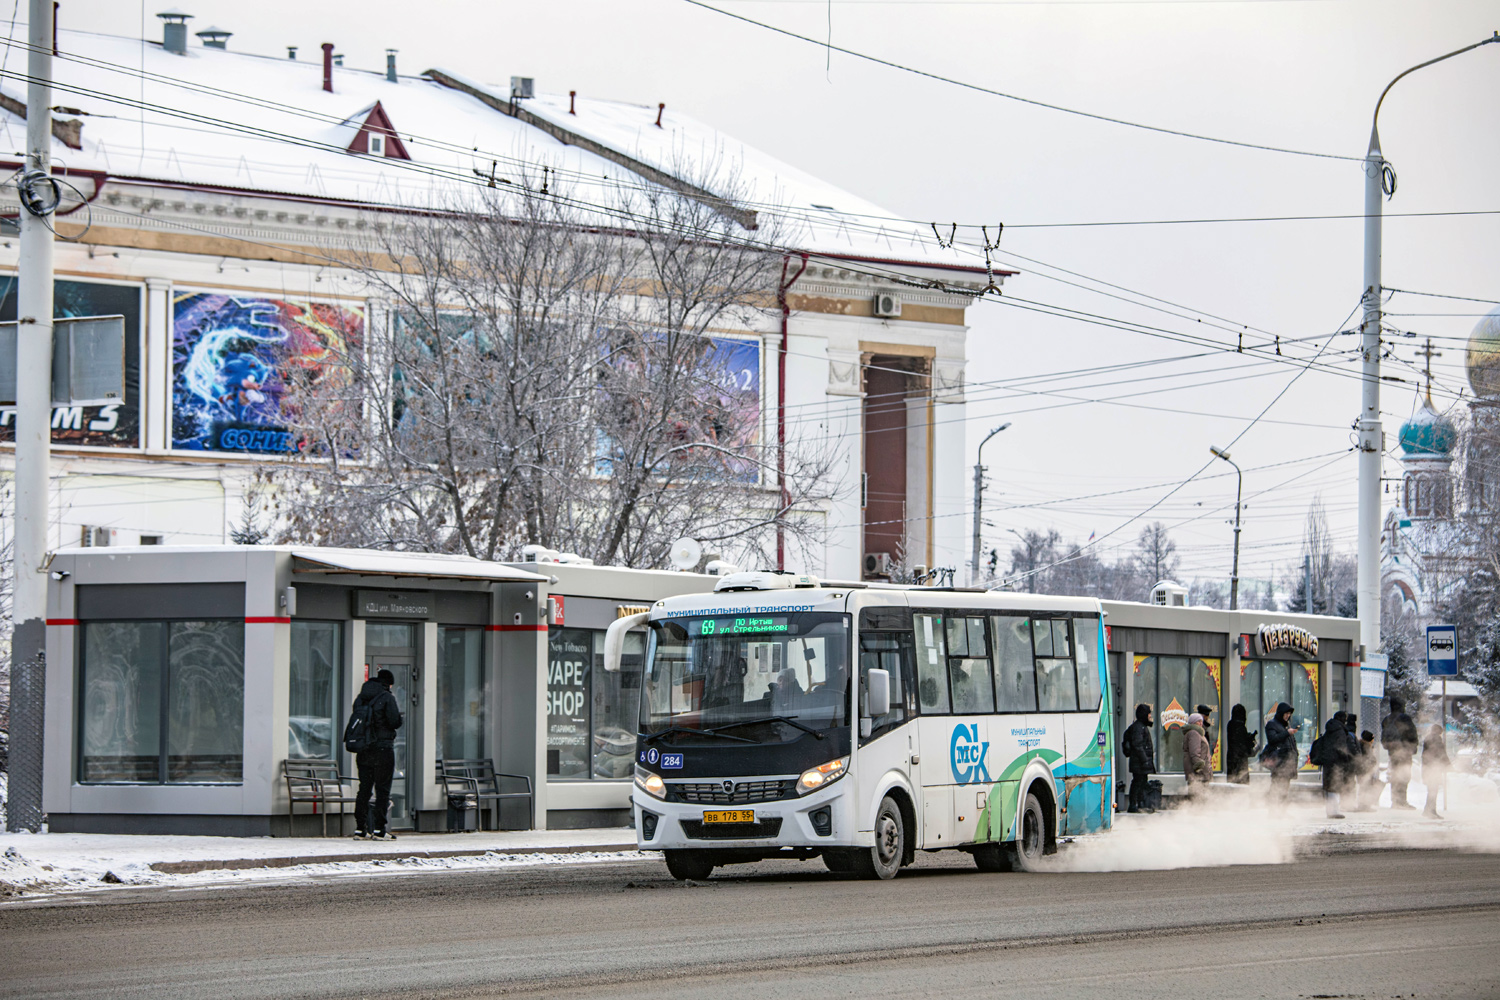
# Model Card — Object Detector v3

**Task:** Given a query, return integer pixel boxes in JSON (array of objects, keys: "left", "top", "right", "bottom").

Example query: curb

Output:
[{"left": 149, "top": 841, "right": 640, "bottom": 875}]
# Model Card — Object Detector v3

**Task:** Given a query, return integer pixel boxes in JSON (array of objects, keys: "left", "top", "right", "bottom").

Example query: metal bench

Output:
[
  {"left": 283, "top": 758, "right": 357, "bottom": 837},
  {"left": 437, "top": 758, "right": 534, "bottom": 831}
]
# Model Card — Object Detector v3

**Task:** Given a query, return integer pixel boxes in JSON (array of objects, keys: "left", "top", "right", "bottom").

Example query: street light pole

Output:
[
  {"left": 971, "top": 422, "right": 1011, "bottom": 586},
  {"left": 1210, "top": 446, "right": 1242, "bottom": 610},
  {"left": 1357, "top": 33, "right": 1498, "bottom": 661}
]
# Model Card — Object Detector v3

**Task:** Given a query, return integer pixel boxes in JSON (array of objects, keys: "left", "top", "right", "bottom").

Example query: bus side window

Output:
[
  {"left": 992, "top": 615, "right": 1037, "bottom": 712},
  {"left": 1074, "top": 618, "right": 1102, "bottom": 711},
  {"left": 1035, "top": 618, "right": 1079, "bottom": 712},
  {"left": 913, "top": 613, "right": 950, "bottom": 714},
  {"left": 858, "top": 631, "right": 914, "bottom": 735},
  {"left": 948, "top": 616, "right": 995, "bottom": 714}
]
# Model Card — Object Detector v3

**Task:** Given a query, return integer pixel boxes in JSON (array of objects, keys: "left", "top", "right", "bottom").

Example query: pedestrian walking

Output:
[
  {"left": 1182, "top": 712, "right": 1213, "bottom": 797},
  {"left": 1310, "top": 715, "right": 1353, "bottom": 818},
  {"left": 352, "top": 668, "right": 404, "bottom": 840},
  {"left": 1260, "top": 702, "right": 1299, "bottom": 811},
  {"left": 1421, "top": 722, "right": 1450, "bottom": 819},
  {"left": 1225, "top": 703, "right": 1257, "bottom": 785},
  {"left": 1381, "top": 697, "right": 1419, "bottom": 810},
  {"left": 1122, "top": 703, "right": 1156, "bottom": 813}
]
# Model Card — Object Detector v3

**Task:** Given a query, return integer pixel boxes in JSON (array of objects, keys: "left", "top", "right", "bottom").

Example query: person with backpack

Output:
[
  {"left": 1260, "top": 702, "right": 1298, "bottom": 812},
  {"left": 1121, "top": 704, "right": 1156, "bottom": 814},
  {"left": 1310, "top": 715, "right": 1354, "bottom": 819},
  {"left": 347, "top": 668, "right": 404, "bottom": 840},
  {"left": 1381, "top": 697, "right": 1420, "bottom": 810}
]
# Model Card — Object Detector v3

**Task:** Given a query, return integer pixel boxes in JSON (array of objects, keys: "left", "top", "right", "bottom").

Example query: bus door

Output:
[
  {"left": 913, "top": 611, "right": 956, "bottom": 847},
  {"left": 855, "top": 606, "right": 923, "bottom": 842},
  {"left": 940, "top": 613, "right": 997, "bottom": 846}
]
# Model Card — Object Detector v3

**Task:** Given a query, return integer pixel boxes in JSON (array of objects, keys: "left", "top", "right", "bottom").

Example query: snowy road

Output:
[{"left": 1, "top": 849, "right": 1497, "bottom": 999}]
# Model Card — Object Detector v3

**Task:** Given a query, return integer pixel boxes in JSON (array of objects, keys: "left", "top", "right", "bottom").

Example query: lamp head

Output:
[{"left": 1210, "top": 445, "right": 1230, "bottom": 460}]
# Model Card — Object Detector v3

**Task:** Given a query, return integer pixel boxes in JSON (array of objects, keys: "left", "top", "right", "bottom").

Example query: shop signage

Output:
[
  {"left": 354, "top": 589, "right": 432, "bottom": 619},
  {"left": 1160, "top": 697, "right": 1188, "bottom": 731},
  {"left": 549, "top": 595, "right": 565, "bottom": 625},
  {"left": 617, "top": 604, "right": 651, "bottom": 618},
  {"left": 1255, "top": 623, "right": 1319, "bottom": 659}
]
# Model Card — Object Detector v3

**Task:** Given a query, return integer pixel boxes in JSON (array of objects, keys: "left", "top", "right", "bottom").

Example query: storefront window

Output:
[
  {"left": 289, "top": 622, "right": 341, "bottom": 760},
  {"left": 81, "top": 620, "right": 244, "bottom": 784},
  {"left": 438, "top": 626, "right": 486, "bottom": 761},
  {"left": 590, "top": 631, "right": 644, "bottom": 778},
  {"left": 1245, "top": 660, "right": 1319, "bottom": 770},
  {"left": 547, "top": 628, "right": 593, "bottom": 778},
  {"left": 1136, "top": 655, "right": 1222, "bottom": 773}
]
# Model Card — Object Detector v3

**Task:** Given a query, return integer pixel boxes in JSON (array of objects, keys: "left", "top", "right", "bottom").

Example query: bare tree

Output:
[
  {"left": 1134, "top": 522, "right": 1179, "bottom": 588},
  {"left": 269, "top": 166, "right": 839, "bottom": 568}
]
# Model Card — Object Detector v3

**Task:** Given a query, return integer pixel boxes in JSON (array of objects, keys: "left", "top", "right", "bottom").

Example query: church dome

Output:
[
  {"left": 1465, "top": 304, "right": 1500, "bottom": 398},
  {"left": 1398, "top": 395, "right": 1457, "bottom": 457}
]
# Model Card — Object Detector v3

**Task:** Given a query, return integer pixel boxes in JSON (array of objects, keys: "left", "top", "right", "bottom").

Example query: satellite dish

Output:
[{"left": 669, "top": 537, "right": 703, "bottom": 571}]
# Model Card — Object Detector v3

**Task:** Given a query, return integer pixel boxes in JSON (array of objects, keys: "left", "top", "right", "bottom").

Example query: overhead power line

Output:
[{"left": 680, "top": 0, "right": 1361, "bottom": 161}]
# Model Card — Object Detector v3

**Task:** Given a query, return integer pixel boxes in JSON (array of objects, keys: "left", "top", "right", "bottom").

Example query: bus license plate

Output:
[{"left": 702, "top": 810, "right": 754, "bottom": 824}]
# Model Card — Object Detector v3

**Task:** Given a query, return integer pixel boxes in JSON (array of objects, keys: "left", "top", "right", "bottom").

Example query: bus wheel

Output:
[
  {"left": 823, "top": 849, "right": 857, "bottom": 873},
  {"left": 1006, "top": 792, "right": 1047, "bottom": 872},
  {"left": 663, "top": 850, "right": 716, "bottom": 881},
  {"left": 853, "top": 797, "right": 904, "bottom": 880},
  {"left": 972, "top": 842, "right": 1012, "bottom": 873}
]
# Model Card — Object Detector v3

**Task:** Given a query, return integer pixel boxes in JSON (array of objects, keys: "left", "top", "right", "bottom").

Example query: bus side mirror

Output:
[
  {"left": 603, "top": 612, "right": 650, "bottom": 672},
  {"left": 865, "top": 668, "right": 890, "bottom": 718}
]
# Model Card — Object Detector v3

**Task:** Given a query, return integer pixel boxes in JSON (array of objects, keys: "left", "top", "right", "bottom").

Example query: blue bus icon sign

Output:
[{"left": 1426, "top": 625, "right": 1458, "bottom": 677}]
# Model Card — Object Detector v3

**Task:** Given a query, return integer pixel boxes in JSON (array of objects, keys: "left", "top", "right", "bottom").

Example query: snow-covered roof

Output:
[
  {"left": 15, "top": 28, "right": 985, "bottom": 272},
  {"left": 54, "top": 544, "right": 550, "bottom": 582}
]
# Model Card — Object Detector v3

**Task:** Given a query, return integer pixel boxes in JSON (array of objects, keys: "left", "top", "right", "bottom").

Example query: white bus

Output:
[{"left": 604, "top": 571, "right": 1114, "bottom": 880}]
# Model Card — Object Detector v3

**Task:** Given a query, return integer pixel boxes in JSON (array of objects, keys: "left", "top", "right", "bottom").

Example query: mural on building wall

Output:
[
  {"left": 0, "top": 278, "right": 142, "bottom": 448},
  {"left": 171, "top": 293, "right": 363, "bottom": 454}
]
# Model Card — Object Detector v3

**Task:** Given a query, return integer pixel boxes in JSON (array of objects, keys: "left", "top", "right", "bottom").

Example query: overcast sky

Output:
[{"left": 50, "top": 0, "right": 1500, "bottom": 592}]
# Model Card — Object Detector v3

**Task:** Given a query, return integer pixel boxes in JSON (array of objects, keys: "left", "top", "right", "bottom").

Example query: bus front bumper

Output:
[{"left": 631, "top": 779, "right": 867, "bottom": 852}]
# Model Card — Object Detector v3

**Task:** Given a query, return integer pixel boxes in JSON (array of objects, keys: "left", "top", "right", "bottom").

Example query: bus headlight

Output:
[
  {"left": 796, "top": 756, "right": 848, "bottom": 796},
  {"left": 634, "top": 765, "right": 666, "bottom": 800}
]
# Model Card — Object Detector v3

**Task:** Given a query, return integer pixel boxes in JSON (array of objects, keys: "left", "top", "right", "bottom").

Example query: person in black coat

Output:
[
  {"left": 353, "top": 669, "right": 405, "bottom": 840},
  {"left": 1313, "top": 716, "right": 1354, "bottom": 818},
  {"left": 1381, "top": 697, "right": 1419, "bottom": 810},
  {"left": 1261, "top": 702, "right": 1299, "bottom": 811},
  {"left": 1121, "top": 703, "right": 1156, "bottom": 813},
  {"left": 1225, "top": 703, "right": 1258, "bottom": 785}
]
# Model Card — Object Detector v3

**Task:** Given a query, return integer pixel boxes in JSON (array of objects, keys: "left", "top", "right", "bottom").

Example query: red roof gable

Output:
[{"left": 345, "top": 100, "right": 410, "bottom": 161}]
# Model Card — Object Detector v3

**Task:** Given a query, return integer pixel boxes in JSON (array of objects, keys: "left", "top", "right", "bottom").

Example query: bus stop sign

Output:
[{"left": 1426, "top": 624, "right": 1458, "bottom": 677}]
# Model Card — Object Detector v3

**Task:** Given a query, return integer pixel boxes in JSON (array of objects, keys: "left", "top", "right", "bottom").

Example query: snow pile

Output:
[{"left": 0, "top": 847, "right": 654, "bottom": 898}]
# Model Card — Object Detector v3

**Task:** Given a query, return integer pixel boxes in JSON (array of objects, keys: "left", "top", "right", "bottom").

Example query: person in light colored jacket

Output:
[{"left": 1182, "top": 712, "right": 1213, "bottom": 796}]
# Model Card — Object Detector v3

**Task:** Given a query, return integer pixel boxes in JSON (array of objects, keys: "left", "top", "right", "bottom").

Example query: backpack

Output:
[
  {"left": 1308, "top": 733, "right": 1330, "bottom": 767},
  {"left": 343, "top": 700, "right": 375, "bottom": 754}
]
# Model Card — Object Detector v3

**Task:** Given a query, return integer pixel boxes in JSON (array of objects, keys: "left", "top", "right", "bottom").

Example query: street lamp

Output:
[
  {"left": 971, "top": 422, "right": 1011, "bottom": 586},
  {"left": 1210, "top": 445, "right": 1242, "bottom": 611},
  {"left": 1355, "top": 33, "right": 1498, "bottom": 661}
]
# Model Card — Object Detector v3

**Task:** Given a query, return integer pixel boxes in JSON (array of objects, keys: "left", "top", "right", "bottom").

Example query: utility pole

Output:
[
  {"left": 970, "top": 422, "right": 1010, "bottom": 586},
  {"left": 9, "top": 0, "right": 56, "bottom": 832},
  {"left": 1209, "top": 446, "right": 1242, "bottom": 610},
  {"left": 1357, "top": 34, "right": 1498, "bottom": 666}
]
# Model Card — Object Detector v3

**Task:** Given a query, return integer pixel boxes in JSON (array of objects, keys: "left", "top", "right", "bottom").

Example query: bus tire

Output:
[
  {"left": 852, "top": 796, "right": 904, "bottom": 880},
  {"left": 822, "top": 849, "right": 857, "bottom": 873},
  {"left": 972, "top": 842, "right": 1012, "bottom": 873},
  {"left": 1006, "top": 792, "right": 1047, "bottom": 872},
  {"left": 663, "top": 850, "right": 716, "bottom": 881}
]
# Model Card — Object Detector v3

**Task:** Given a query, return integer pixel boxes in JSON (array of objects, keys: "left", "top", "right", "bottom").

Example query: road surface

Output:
[{"left": 2, "top": 849, "right": 1497, "bottom": 999}]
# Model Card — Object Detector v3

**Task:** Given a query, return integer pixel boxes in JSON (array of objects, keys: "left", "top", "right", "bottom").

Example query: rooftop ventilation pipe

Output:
[
  {"left": 655, "top": 102, "right": 664, "bottom": 128},
  {"left": 569, "top": 90, "right": 576, "bottom": 114},
  {"left": 157, "top": 8, "right": 192, "bottom": 55},
  {"left": 195, "top": 25, "right": 230, "bottom": 49},
  {"left": 286, "top": 45, "right": 296, "bottom": 59},
  {"left": 386, "top": 49, "right": 398, "bottom": 82},
  {"left": 321, "top": 42, "right": 333, "bottom": 92}
]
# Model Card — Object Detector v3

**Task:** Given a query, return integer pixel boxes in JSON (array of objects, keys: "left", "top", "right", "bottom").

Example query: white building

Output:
[{"left": 0, "top": 16, "right": 1001, "bottom": 582}]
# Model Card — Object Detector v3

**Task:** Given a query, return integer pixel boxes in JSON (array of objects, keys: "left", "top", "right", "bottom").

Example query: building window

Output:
[
  {"left": 289, "top": 621, "right": 341, "bottom": 760},
  {"left": 590, "top": 630, "right": 643, "bottom": 778},
  {"left": 81, "top": 620, "right": 244, "bottom": 784},
  {"left": 368, "top": 132, "right": 385, "bottom": 156},
  {"left": 438, "top": 626, "right": 486, "bottom": 761}
]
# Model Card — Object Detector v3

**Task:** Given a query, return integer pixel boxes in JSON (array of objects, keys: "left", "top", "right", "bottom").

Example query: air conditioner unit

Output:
[
  {"left": 864, "top": 552, "right": 893, "bottom": 577},
  {"left": 80, "top": 525, "right": 115, "bottom": 547},
  {"left": 872, "top": 292, "right": 902, "bottom": 319},
  {"left": 510, "top": 76, "right": 534, "bottom": 99}
]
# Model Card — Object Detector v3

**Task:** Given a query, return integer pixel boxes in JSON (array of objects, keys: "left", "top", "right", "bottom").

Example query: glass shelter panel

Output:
[
  {"left": 1157, "top": 655, "right": 1190, "bottom": 774},
  {"left": 289, "top": 621, "right": 341, "bottom": 760},
  {"left": 438, "top": 626, "right": 486, "bottom": 761},
  {"left": 166, "top": 621, "right": 245, "bottom": 783},
  {"left": 80, "top": 622, "right": 165, "bottom": 782}
]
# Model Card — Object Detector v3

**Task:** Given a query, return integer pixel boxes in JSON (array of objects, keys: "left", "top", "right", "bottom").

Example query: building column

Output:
[{"left": 143, "top": 278, "right": 171, "bottom": 452}]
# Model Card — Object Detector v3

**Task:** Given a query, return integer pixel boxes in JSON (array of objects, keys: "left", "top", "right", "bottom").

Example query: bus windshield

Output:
[{"left": 642, "top": 613, "right": 850, "bottom": 744}]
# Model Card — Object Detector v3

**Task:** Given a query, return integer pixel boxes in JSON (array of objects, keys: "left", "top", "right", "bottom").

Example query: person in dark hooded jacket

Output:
[
  {"left": 1121, "top": 704, "right": 1156, "bottom": 813},
  {"left": 1225, "top": 703, "right": 1258, "bottom": 784},
  {"left": 1312, "top": 716, "right": 1354, "bottom": 818},
  {"left": 353, "top": 669, "right": 405, "bottom": 840},
  {"left": 1381, "top": 697, "right": 1419, "bottom": 809},
  {"left": 1261, "top": 702, "right": 1299, "bottom": 810}
]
